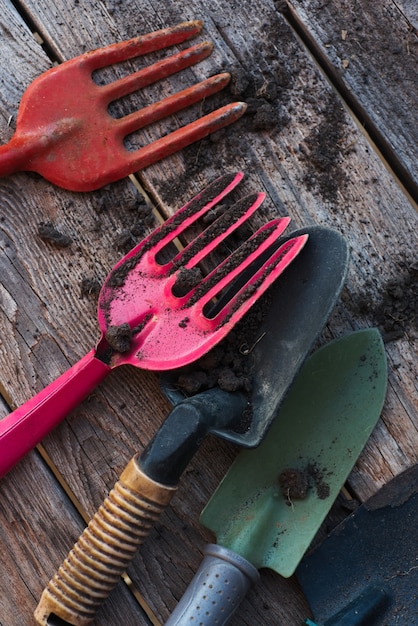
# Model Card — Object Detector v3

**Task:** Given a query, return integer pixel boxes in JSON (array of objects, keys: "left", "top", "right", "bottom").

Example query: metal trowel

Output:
[
  {"left": 297, "top": 463, "right": 418, "bottom": 625},
  {"left": 166, "top": 329, "right": 387, "bottom": 625}
]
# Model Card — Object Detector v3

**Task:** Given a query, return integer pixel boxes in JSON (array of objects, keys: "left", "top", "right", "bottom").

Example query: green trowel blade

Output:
[{"left": 200, "top": 329, "right": 387, "bottom": 577}]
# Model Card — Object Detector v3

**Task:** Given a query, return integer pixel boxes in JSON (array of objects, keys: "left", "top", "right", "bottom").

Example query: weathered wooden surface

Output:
[
  {"left": 284, "top": 0, "right": 418, "bottom": 198},
  {"left": 0, "top": 0, "right": 417, "bottom": 624}
]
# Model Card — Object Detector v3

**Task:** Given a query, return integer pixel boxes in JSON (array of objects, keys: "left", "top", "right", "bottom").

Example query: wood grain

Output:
[
  {"left": 283, "top": 0, "right": 418, "bottom": 197},
  {"left": 0, "top": 0, "right": 417, "bottom": 623}
]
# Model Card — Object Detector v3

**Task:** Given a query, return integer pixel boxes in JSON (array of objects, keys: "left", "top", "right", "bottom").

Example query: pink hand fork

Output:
[{"left": 0, "top": 172, "right": 307, "bottom": 478}]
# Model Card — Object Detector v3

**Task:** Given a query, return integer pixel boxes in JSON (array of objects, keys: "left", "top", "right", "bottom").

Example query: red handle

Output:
[
  {"left": 0, "top": 349, "right": 111, "bottom": 478},
  {"left": 0, "top": 132, "right": 58, "bottom": 177}
]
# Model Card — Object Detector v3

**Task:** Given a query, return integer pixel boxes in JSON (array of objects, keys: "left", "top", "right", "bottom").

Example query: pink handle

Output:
[{"left": 0, "top": 349, "right": 111, "bottom": 478}]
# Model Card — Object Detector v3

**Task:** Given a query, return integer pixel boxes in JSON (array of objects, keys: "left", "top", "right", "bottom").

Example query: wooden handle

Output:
[{"left": 34, "top": 456, "right": 177, "bottom": 626}]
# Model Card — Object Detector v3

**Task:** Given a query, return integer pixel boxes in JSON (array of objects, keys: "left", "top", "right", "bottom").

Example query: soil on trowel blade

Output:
[
  {"left": 171, "top": 291, "right": 272, "bottom": 396},
  {"left": 278, "top": 463, "right": 331, "bottom": 504}
]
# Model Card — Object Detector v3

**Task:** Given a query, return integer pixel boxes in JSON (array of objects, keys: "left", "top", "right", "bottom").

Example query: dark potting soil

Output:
[
  {"left": 278, "top": 463, "right": 331, "bottom": 503},
  {"left": 172, "top": 291, "right": 272, "bottom": 395},
  {"left": 354, "top": 262, "right": 418, "bottom": 342},
  {"left": 105, "top": 322, "right": 132, "bottom": 353},
  {"left": 37, "top": 222, "right": 73, "bottom": 248}
]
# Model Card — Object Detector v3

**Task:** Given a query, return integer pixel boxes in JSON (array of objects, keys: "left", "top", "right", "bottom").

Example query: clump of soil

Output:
[
  {"left": 308, "top": 462, "right": 331, "bottom": 500},
  {"left": 175, "top": 343, "right": 251, "bottom": 395},
  {"left": 278, "top": 462, "right": 331, "bottom": 504},
  {"left": 173, "top": 266, "right": 203, "bottom": 296},
  {"left": 80, "top": 277, "right": 101, "bottom": 299},
  {"left": 278, "top": 468, "right": 309, "bottom": 500},
  {"left": 105, "top": 323, "right": 132, "bottom": 353},
  {"left": 300, "top": 95, "right": 349, "bottom": 203},
  {"left": 354, "top": 262, "right": 418, "bottom": 342},
  {"left": 172, "top": 291, "right": 272, "bottom": 395},
  {"left": 37, "top": 222, "right": 72, "bottom": 248}
]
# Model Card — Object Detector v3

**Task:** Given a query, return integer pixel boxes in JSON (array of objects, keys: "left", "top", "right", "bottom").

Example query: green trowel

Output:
[{"left": 166, "top": 329, "right": 387, "bottom": 625}]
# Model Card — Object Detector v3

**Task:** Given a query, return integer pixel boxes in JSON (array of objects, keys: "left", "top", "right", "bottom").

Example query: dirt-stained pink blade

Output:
[
  {"left": 170, "top": 193, "right": 267, "bottom": 272},
  {"left": 107, "top": 229, "right": 308, "bottom": 370},
  {"left": 102, "top": 171, "right": 246, "bottom": 285},
  {"left": 207, "top": 233, "right": 309, "bottom": 327}
]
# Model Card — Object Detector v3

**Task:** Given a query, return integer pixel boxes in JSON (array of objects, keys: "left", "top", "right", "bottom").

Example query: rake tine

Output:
[
  {"left": 187, "top": 223, "right": 308, "bottom": 319},
  {"left": 170, "top": 193, "right": 267, "bottom": 271},
  {"left": 101, "top": 42, "right": 214, "bottom": 104},
  {"left": 114, "top": 73, "right": 230, "bottom": 138},
  {"left": 213, "top": 235, "right": 309, "bottom": 326},
  {"left": 83, "top": 21, "right": 204, "bottom": 71},
  {"left": 123, "top": 102, "right": 246, "bottom": 180},
  {"left": 105, "top": 172, "right": 245, "bottom": 284}
]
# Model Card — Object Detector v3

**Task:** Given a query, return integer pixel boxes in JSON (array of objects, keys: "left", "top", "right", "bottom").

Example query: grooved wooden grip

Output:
[{"left": 34, "top": 456, "right": 177, "bottom": 626}]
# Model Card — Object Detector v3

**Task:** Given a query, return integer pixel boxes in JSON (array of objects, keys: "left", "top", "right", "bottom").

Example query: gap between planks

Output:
[{"left": 279, "top": 0, "right": 418, "bottom": 205}]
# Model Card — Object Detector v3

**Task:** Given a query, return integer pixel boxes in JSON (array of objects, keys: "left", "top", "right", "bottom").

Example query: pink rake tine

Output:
[
  {"left": 188, "top": 224, "right": 309, "bottom": 328},
  {"left": 107, "top": 171, "right": 247, "bottom": 278},
  {"left": 169, "top": 192, "right": 268, "bottom": 271},
  {"left": 115, "top": 73, "right": 231, "bottom": 138},
  {"left": 83, "top": 21, "right": 205, "bottom": 70},
  {"left": 101, "top": 41, "right": 214, "bottom": 103}
]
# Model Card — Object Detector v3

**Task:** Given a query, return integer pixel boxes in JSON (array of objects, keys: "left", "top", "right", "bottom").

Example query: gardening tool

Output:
[
  {"left": 0, "top": 171, "right": 307, "bottom": 478},
  {"left": 0, "top": 21, "right": 246, "bottom": 191},
  {"left": 297, "top": 463, "right": 418, "bottom": 625},
  {"left": 35, "top": 225, "right": 350, "bottom": 626},
  {"left": 166, "top": 329, "right": 387, "bottom": 625}
]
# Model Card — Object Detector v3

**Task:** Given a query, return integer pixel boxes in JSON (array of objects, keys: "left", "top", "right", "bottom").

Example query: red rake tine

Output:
[
  {"left": 113, "top": 73, "right": 233, "bottom": 141},
  {"left": 100, "top": 41, "right": 215, "bottom": 102},
  {"left": 82, "top": 20, "right": 205, "bottom": 70}
]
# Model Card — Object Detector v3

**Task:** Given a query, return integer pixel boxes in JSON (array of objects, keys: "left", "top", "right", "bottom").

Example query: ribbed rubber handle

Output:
[
  {"left": 165, "top": 544, "right": 260, "bottom": 625},
  {"left": 34, "top": 456, "right": 176, "bottom": 626}
]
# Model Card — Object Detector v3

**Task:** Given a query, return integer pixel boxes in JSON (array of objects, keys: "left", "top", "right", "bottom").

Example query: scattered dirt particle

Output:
[
  {"left": 300, "top": 94, "right": 349, "bottom": 203},
  {"left": 352, "top": 261, "right": 418, "bottom": 342},
  {"left": 80, "top": 277, "right": 101, "bottom": 299},
  {"left": 105, "top": 323, "right": 132, "bottom": 353},
  {"left": 178, "top": 317, "right": 189, "bottom": 329},
  {"left": 37, "top": 222, "right": 72, "bottom": 248},
  {"left": 308, "top": 463, "right": 331, "bottom": 500},
  {"left": 279, "top": 468, "right": 309, "bottom": 500}
]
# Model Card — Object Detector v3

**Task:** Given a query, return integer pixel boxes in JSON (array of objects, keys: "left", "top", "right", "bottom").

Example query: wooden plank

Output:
[
  {"left": 0, "top": 449, "right": 148, "bottom": 625},
  {"left": 281, "top": 0, "right": 418, "bottom": 197},
  {"left": 0, "top": 3, "right": 313, "bottom": 623},
  {"left": 0, "top": 0, "right": 417, "bottom": 624},
  {"left": 397, "top": 0, "right": 418, "bottom": 28},
  {"left": 0, "top": 2, "right": 157, "bottom": 623}
]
